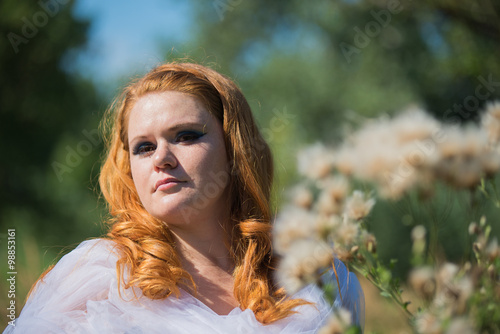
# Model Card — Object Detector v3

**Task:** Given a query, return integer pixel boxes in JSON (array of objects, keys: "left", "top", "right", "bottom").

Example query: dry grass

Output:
[{"left": 361, "top": 276, "right": 421, "bottom": 334}]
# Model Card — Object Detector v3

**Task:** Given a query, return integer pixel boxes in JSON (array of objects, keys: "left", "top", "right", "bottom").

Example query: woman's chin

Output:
[{"left": 151, "top": 204, "right": 201, "bottom": 225}]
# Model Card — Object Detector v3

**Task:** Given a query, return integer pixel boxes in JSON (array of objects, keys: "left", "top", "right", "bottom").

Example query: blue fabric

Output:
[{"left": 326, "top": 258, "right": 365, "bottom": 331}]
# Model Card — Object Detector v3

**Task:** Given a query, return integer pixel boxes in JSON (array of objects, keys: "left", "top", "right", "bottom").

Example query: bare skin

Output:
[{"left": 173, "top": 229, "right": 238, "bottom": 315}]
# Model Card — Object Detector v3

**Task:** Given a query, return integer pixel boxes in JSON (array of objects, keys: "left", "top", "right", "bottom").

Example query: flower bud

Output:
[
  {"left": 363, "top": 233, "right": 377, "bottom": 254},
  {"left": 473, "top": 242, "right": 482, "bottom": 253},
  {"left": 411, "top": 225, "right": 426, "bottom": 241},
  {"left": 487, "top": 264, "right": 497, "bottom": 280},
  {"left": 468, "top": 222, "right": 480, "bottom": 235},
  {"left": 409, "top": 267, "right": 436, "bottom": 300},
  {"left": 486, "top": 238, "right": 499, "bottom": 261}
]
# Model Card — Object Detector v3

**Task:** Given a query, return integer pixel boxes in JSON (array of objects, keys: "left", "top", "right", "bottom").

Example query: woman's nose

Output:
[{"left": 153, "top": 143, "right": 178, "bottom": 170}]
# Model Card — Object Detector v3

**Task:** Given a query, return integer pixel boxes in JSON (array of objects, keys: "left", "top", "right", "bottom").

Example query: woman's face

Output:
[{"left": 127, "top": 91, "right": 230, "bottom": 226}]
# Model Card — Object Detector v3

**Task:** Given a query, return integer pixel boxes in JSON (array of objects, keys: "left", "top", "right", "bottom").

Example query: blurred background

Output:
[{"left": 1, "top": 0, "right": 499, "bottom": 332}]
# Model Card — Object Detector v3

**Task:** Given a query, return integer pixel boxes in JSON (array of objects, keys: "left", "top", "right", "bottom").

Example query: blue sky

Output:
[{"left": 71, "top": 0, "right": 193, "bottom": 87}]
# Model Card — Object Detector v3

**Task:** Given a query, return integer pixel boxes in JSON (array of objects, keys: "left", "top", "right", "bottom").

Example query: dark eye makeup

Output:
[
  {"left": 132, "top": 142, "right": 156, "bottom": 156},
  {"left": 175, "top": 130, "right": 205, "bottom": 143},
  {"left": 131, "top": 130, "right": 206, "bottom": 156}
]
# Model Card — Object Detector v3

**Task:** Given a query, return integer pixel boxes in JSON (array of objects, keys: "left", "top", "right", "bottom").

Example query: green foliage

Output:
[{"left": 0, "top": 0, "right": 105, "bottom": 325}]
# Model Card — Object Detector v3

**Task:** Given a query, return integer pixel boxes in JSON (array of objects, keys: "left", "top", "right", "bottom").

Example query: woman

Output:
[{"left": 5, "top": 62, "right": 363, "bottom": 333}]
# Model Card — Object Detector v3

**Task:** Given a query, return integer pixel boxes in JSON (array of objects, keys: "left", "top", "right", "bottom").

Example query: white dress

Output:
[{"left": 3, "top": 239, "right": 364, "bottom": 334}]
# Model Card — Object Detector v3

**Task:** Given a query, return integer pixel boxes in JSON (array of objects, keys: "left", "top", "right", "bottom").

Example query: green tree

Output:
[{"left": 0, "top": 0, "right": 104, "bottom": 324}]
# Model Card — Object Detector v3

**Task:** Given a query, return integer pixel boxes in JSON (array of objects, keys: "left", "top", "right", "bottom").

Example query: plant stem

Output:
[{"left": 352, "top": 263, "right": 413, "bottom": 318}]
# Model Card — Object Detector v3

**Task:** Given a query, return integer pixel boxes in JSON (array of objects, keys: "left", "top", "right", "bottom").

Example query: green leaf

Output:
[
  {"left": 380, "top": 291, "right": 391, "bottom": 298},
  {"left": 345, "top": 326, "right": 362, "bottom": 334}
]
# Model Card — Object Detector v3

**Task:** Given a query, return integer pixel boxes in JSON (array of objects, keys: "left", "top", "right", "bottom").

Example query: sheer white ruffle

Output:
[{"left": 4, "top": 239, "right": 364, "bottom": 333}]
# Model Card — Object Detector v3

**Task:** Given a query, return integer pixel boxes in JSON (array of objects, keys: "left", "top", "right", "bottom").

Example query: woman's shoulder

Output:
[
  {"left": 36, "top": 238, "right": 120, "bottom": 298},
  {"left": 38, "top": 238, "right": 120, "bottom": 286},
  {"left": 67, "top": 238, "right": 118, "bottom": 258},
  {"left": 53, "top": 238, "right": 119, "bottom": 268}
]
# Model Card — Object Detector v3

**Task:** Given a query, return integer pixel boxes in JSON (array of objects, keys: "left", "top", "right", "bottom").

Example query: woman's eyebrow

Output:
[
  {"left": 167, "top": 121, "right": 207, "bottom": 132},
  {"left": 130, "top": 121, "right": 207, "bottom": 143},
  {"left": 129, "top": 121, "right": 208, "bottom": 143}
]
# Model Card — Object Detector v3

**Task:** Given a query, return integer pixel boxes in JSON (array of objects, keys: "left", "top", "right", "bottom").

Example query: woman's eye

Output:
[
  {"left": 176, "top": 131, "right": 205, "bottom": 143},
  {"left": 132, "top": 143, "right": 156, "bottom": 155}
]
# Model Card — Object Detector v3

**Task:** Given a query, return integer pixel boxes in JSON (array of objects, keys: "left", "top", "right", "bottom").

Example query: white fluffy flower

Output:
[
  {"left": 434, "top": 263, "right": 473, "bottom": 314},
  {"left": 288, "top": 183, "right": 314, "bottom": 209},
  {"left": 437, "top": 263, "right": 459, "bottom": 286},
  {"left": 435, "top": 125, "right": 500, "bottom": 188},
  {"left": 333, "top": 108, "right": 441, "bottom": 199},
  {"left": 409, "top": 266, "right": 436, "bottom": 299},
  {"left": 276, "top": 239, "right": 333, "bottom": 294},
  {"left": 316, "top": 176, "right": 350, "bottom": 216},
  {"left": 344, "top": 191, "right": 375, "bottom": 220},
  {"left": 481, "top": 100, "right": 500, "bottom": 145},
  {"left": 297, "top": 142, "right": 335, "bottom": 180},
  {"left": 392, "top": 106, "right": 441, "bottom": 144},
  {"left": 273, "top": 206, "right": 320, "bottom": 254},
  {"left": 332, "top": 106, "right": 500, "bottom": 198},
  {"left": 415, "top": 311, "right": 443, "bottom": 334},
  {"left": 335, "top": 217, "right": 359, "bottom": 246}
]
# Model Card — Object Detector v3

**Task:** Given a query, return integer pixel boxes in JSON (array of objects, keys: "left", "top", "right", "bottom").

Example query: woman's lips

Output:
[{"left": 155, "top": 178, "right": 184, "bottom": 191}]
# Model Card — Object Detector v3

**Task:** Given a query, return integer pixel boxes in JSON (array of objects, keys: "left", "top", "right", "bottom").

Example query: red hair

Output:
[{"left": 99, "top": 62, "right": 309, "bottom": 324}]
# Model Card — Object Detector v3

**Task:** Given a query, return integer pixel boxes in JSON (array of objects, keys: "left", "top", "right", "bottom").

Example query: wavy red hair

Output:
[{"left": 99, "top": 62, "right": 309, "bottom": 324}]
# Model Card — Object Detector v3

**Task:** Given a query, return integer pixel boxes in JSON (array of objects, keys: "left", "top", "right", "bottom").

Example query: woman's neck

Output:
[
  {"left": 171, "top": 226, "right": 234, "bottom": 273},
  {"left": 170, "top": 222, "right": 239, "bottom": 315},
  {"left": 168, "top": 193, "right": 234, "bottom": 272}
]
